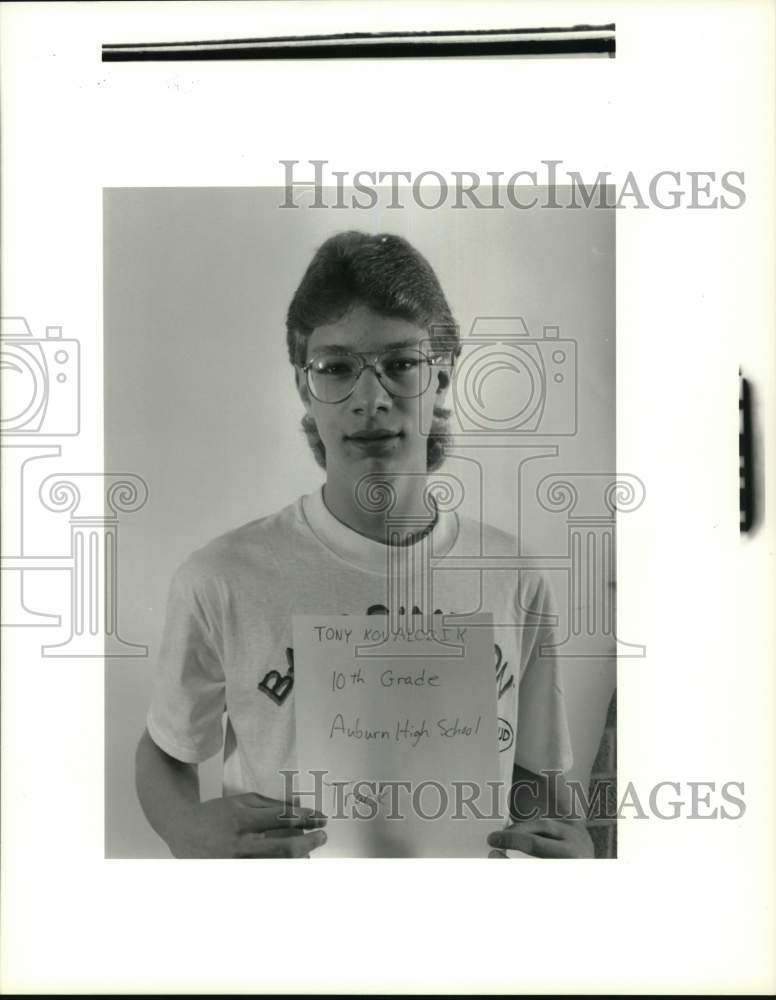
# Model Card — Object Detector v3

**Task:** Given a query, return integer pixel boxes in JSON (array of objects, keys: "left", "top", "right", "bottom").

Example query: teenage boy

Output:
[{"left": 135, "top": 231, "right": 594, "bottom": 859}]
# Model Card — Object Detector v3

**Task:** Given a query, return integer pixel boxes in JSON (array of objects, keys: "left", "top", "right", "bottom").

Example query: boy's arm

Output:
[
  {"left": 135, "top": 728, "right": 327, "bottom": 858},
  {"left": 487, "top": 764, "right": 594, "bottom": 859},
  {"left": 491, "top": 569, "right": 591, "bottom": 858},
  {"left": 135, "top": 728, "right": 201, "bottom": 844}
]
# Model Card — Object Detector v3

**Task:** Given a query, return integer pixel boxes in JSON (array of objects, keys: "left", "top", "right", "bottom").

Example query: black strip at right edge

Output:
[{"left": 740, "top": 376, "right": 756, "bottom": 533}]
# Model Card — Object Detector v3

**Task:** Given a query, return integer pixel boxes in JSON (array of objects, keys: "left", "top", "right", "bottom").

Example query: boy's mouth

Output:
[{"left": 347, "top": 429, "right": 401, "bottom": 441}]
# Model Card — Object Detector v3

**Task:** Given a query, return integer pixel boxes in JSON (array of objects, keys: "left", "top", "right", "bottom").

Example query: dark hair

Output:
[{"left": 286, "top": 231, "right": 460, "bottom": 472}]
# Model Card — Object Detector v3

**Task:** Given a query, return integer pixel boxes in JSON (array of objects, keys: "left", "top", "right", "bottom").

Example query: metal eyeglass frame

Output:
[{"left": 301, "top": 348, "right": 451, "bottom": 404}]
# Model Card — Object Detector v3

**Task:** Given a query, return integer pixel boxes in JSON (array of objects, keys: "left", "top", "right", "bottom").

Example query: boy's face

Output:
[{"left": 297, "top": 303, "right": 450, "bottom": 484}]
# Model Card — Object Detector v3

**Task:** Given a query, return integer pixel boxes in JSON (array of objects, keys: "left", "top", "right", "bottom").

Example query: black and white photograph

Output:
[{"left": 103, "top": 185, "right": 617, "bottom": 860}]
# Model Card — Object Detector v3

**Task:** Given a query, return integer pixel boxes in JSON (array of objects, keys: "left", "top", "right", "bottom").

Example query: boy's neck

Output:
[{"left": 322, "top": 475, "right": 436, "bottom": 546}]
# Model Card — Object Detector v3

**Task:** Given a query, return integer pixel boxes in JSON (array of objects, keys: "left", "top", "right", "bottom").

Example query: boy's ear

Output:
[
  {"left": 435, "top": 359, "right": 455, "bottom": 398},
  {"left": 295, "top": 367, "right": 313, "bottom": 413}
]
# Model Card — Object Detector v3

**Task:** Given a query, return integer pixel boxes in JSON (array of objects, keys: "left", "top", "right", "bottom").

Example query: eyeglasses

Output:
[{"left": 302, "top": 347, "right": 449, "bottom": 404}]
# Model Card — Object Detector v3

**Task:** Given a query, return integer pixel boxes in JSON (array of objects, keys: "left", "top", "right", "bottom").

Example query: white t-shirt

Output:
[{"left": 147, "top": 489, "right": 573, "bottom": 807}]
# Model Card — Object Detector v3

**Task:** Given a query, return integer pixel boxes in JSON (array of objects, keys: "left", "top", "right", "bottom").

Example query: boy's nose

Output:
[{"left": 348, "top": 367, "right": 393, "bottom": 414}]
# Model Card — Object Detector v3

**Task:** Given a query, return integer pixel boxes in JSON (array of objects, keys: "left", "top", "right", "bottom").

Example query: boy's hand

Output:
[
  {"left": 487, "top": 818, "right": 595, "bottom": 859},
  {"left": 165, "top": 793, "right": 328, "bottom": 859}
]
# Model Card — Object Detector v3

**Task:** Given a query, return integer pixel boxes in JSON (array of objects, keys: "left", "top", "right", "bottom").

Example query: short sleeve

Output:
[
  {"left": 514, "top": 571, "right": 574, "bottom": 776},
  {"left": 146, "top": 559, "right": 226, "bottom": 763}
]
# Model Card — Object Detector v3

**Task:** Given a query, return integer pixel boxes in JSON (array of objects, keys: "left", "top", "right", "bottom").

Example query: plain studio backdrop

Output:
[{"left": 103, "top": 186, "right": 615, "bottom": 858}]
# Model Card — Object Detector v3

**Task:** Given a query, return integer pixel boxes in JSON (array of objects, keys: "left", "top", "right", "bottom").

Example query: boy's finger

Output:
[
  {"left": 239, "top": 829, "right": 327, "bottom": 858},
  {"left": 237, "top": 792, "right": 286, "bottom": 809},
  {"left": 520, "top": 835, "right": 572, "bottom": 859},
  {"left": 273, "top": 812, "right": 328, "bottom": 829},
  {"left": 278, "top": 830, "right": 328, "bottom": 857},
  {"left": 503, "top": 818, "right": 567, "bottom": 839},
  {"left": 491, "top": 831, "right": 572, "bottom": 859},
  {"left": 239, "top": 796, "right": 327, "bottom": 828},
  {"left": 487, "top": 830, "right": 533, "bottom": 853}
]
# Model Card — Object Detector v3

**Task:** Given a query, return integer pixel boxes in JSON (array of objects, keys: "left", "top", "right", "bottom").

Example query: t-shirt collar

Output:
[{"left": 301, "top": 485, "right": 458, "bottom": 573}]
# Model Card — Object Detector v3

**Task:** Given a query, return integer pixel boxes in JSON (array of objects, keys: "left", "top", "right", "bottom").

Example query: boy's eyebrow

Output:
[{"left": 310, "top": 339, "right": 429, "bottom": 354}]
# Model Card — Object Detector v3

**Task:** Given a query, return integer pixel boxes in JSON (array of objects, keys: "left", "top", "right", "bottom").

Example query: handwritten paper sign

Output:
[{"left": 292, "top": 613, "right": 503, "bottom": 857}]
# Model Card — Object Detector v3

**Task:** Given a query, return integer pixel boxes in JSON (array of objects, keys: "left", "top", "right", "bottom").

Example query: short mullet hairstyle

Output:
[{"left": 286, "top": 231, "right": 460, "bottom": 472}]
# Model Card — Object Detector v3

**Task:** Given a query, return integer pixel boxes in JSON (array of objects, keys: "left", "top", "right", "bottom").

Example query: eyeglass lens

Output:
[{"left": 307, "top": 348, "right": 432, "bottom": 402}]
